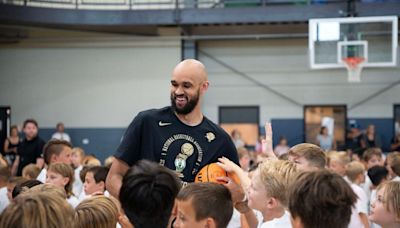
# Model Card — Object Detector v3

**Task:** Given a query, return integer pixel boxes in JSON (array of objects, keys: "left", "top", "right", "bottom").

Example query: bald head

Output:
[
  {"left": 170, "top": 59, "right": 209, "bottom": 116},
  {"left": 173, "top": 59, "right": 208, "bottom": 83}
]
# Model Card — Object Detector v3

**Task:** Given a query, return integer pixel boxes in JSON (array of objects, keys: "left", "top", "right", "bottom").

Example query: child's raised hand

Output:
[
  {"left": 217, "top": 157, "right": 240, "bottom": 173},
  {"left": 262, "top": 122, "right": 277, "bottom": 159}
]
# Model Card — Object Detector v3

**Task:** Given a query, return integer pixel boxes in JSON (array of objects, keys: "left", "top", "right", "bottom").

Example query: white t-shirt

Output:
[
  {"left": 227, "top": 208, "right": 241, "bottom": 228},
  {"left": 37, "top": 168, "right": 47, "bottom": 183},
  {"left": 73, "top": 165, "right": 83, "bottom": 196},
  {"left": 351, "top": 183, "right": 368, "bottom": 214},
  {"left": 348, "top": 183, "right": 368, "bottom": 228},
  {"left": 0, "top": 186, "right": 10, "bottom": 213},
  {"left": 392, "top": 176, "right": 400, "bottom": 182},
  {"left": 67, "top": 195, "right": 80, "bottom": 208},
  {"left": 362, "top": 171, "right": 372, "bottom": 200},
  {"left": 257, "top": 210, "right": 292, "bottom": 228},
  {"left": 348, "top": 207, "right": 364, "bottom": 228},
  {"left": 51, "top": 132, "right": 71, "bottom": 142}
]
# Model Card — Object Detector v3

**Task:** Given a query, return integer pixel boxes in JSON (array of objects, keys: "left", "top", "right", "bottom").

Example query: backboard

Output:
[{"left": 309, "top": 16, "right": 398, "bottom": 69}]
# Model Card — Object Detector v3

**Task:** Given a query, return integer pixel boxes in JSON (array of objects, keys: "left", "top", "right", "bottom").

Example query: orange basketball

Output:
[{"left": 195, "top": 163, "right": 240, "bottom": 185}]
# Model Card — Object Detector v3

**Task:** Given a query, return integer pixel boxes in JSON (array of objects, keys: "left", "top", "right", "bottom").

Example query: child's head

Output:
[
  {"left": 71, "top": 147, "right": 85, "bottom": 169},
  {"left": 7, "top": 177, "right": 28, "bottom": 201},
  {"left": 83, "top": 155, "right": 101, "bottom": 166},
  {"left": 0, "top": 191, "right": 74, "bottom": 228},
  {"left": 75, "top": 195, "right": 119, "bottom": 228},
  {"left": 385, "top": 152, "right": 400, "bottom": 179},
  {"left": 25, "top": 183, "right": 67, "bottom": 199},
  {"left": 363, "top": 148, "right": 383, "bottom": 169},
  {"left": 278, "top": 136, "right": 288, "bottom": 145},
  {"left": 345, "top": 161, "right": 365, "bottom": 184},
  {"left": 237, "top": 147, "right": 250, "bottom": 170},
  {"left": 328, "top": 152, "right": 350, "bottom": 177},
  {"left": 0, "top": 166, "right": 11, "bottom": 186},
  {"left": 104, "top": 156, "right": 115, "bottom": 168},
  {"left": 368, "top": 166, "right": 389, "bottom": 187},
  {"left": 248, "top": 159, "right": 297, "bottom": 212},
  {"left": 12, "top": 179, "right": 43, "bottom": 199},
  {"left": 84, "top": 166, "right": 109, "bottom": 195},
  {"left": 389, "top": 154, "right": 400, "bottom": 179},
  {"left": 120, "top": 160, "right": 181, "bottom": 228},
  {"left": 369, "top": 181, "right": 400, "bottom": 227},
  {"left": 174, "top": 182, "right": 233, "bottom": 228},
  {"left": 288, "top": 170, "right": 357, "bottom": 228},
  {"left": 43, "top": 139, "right": 72, "bottom": 165},
  {"left": 22, "top": 164, "right": 41, "bottom": 180},
  {"left": 288, "top": 143, "right": 326, "bottom": 171},
  {"left": 46, "top": 163, "right": 74, "bottom": 197}
]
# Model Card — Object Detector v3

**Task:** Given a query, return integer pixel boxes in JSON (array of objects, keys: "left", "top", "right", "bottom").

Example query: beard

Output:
[{"left": 170, "top": 91, "right": 200, "bottom": 115}]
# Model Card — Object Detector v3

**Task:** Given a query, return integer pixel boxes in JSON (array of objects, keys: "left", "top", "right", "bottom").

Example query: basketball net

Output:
[{"left": 343, "top": 57, "right": 365, "bottom": 83}]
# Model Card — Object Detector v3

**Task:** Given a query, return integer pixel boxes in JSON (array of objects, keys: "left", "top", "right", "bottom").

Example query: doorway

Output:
[
  {"left": 304, "top": 105, "right": 347, "bottom": 150},
  {"left": 0, "top": 107, "right": 11, "bottom": 155}
]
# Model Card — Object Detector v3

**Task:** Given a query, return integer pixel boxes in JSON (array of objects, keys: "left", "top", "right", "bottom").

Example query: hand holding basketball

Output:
[
  {"left": 195, "top": 162, "right": 240, "bottom": 185},
  {"left": 217, "top": 157, "right": 240, "bottom": 173}
]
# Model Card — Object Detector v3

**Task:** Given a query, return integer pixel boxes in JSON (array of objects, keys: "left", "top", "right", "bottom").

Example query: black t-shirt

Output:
[
  {"left": 17, "top": 136, "right": 45, "bottom": 176},
  {"left": 115, "top": 106, "right": 239, "bottom": 182}
]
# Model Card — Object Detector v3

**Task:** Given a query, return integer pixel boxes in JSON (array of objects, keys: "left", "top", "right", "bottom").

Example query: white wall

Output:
[
  {"left": 0, "top": 40, "right": 181, "bottom": 127},
  {"left": 199, "top": 39, "right": 400, "bottom": 124},
  {"left": 1, "top": 37, "right": 399, "bottom": 128}
]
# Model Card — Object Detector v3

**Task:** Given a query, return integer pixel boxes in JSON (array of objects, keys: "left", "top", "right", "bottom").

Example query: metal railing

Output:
[{"left": 0, "top": 0, "right": 369, "bottom": 10}]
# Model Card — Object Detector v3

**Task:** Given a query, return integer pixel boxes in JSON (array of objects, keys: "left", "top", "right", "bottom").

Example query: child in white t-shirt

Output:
[{"left": 345, "top": 161, "right": 369, "bottom": 228}]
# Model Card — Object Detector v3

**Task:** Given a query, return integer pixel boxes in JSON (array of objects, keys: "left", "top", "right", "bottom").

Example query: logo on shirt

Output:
[
  {"left": 205, "top": 132, "right": 215, "bottom": 142},
  {"left": 158, "top": 121, "right": 172, "bottom": 127},
  {"left": 174, "top": 143, "right": 195, "bottom": 178}
]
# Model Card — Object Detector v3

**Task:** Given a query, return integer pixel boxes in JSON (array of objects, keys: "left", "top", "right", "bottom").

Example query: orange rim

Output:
[{"left": 343, "top": 57, "right": 365, "bottom": 68}]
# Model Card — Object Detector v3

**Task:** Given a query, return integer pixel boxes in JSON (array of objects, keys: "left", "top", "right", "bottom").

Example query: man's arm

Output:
[{"left": 106, "top": 158, "right": 130, "bottom": 199}]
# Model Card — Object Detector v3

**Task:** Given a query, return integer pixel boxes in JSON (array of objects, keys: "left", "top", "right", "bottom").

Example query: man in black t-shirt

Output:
[
  {"left": 107, "top": 59, "right": 239, "bottom": 198},
  {"left": 14, "top": 119, "right": 45, "bottom": 176}
]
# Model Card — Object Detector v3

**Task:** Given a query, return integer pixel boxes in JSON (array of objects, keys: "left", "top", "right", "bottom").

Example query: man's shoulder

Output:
[
  {"left": 137, "top": 106, "right": 172, "bottom": 119},
  {"left": 203, "top": 117, "right": 229, "bottom": 136}
]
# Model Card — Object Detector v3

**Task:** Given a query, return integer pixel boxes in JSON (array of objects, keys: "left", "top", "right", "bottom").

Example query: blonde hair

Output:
[
  {"left": 24, "top": 183, "right": 67, "bottom": 199},
  {"left": 386, "top": 152, "right": 400, "bottom": 166},
  {"left": 0, "top": 191, "right": 74, "bottom": 228},
  {"left": 377, "top": 181, "right": 400, "bottom": 220},
  {"left": 22, "top": 164, "right": 41, "bottom": 180},
  {"left": 75, "top": 196, "right": 119, "bottom": 228},
  {"left": 330, "top": 152, "right": 351, "bottom": 166},
  {"left": 72, "top": 147, "right": 85, "bottom": 158},
  {"left": 83, "top": 155, "right": 101, "bottom": 166},
  {"left": 258, "top": 159, "right": 298, "bottom": 207},
  {"left": 104, "top": 156, "right": 115, "bottom": 168},
  {"left": 288, "top": 143, "right": 326, "bottom": 169},
  {"left": 48, "top": 163, "right": 74, "bottom": 197},
  {"left": 345, "top": 161, "right": 365, "bottom": 182}
]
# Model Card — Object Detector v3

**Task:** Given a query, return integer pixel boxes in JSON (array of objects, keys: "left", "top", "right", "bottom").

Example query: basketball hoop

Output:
[{"left": 343, "top": 57, "right": 365, "bottom": 83}]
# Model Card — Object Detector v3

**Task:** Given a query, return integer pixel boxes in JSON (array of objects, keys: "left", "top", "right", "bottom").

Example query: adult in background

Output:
[
  {"left": 316, "top": 126, "right": 336, "bottom": 151},
  {"left": 13, "top": 119, "right": 45, "bottom": 176},
  {"left": 360, "top": 124, "right": 382, "bottom": 150},
  {"left": 3, "top": 125, "right": 20, "bottom": 166},
  {"left": 106, "top": 59, "right": 239, "bottom": 198},
  {"left": 51, "top": 122, "right": 71, "bottom": 143}
]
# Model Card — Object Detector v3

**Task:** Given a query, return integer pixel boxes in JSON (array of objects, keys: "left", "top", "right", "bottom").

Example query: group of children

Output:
[{"left": 1, "top": 134, "right": 400, "bottom": 228}]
